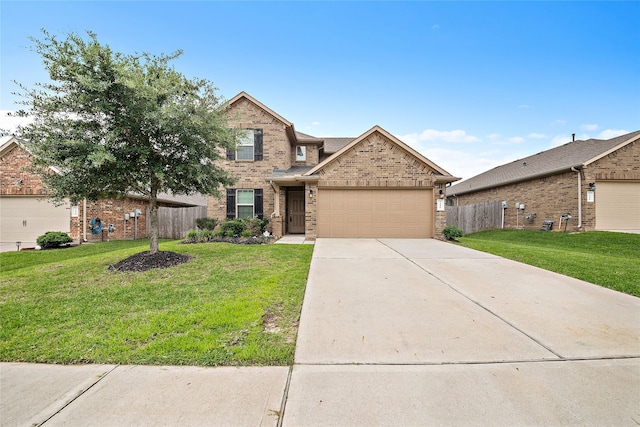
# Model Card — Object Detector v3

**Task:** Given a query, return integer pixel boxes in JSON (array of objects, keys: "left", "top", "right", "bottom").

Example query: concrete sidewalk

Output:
[{"left": 2, "top": 238, "right": 639, "bottom": 426}]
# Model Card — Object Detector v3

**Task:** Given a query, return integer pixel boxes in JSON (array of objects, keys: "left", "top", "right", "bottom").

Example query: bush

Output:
[
  {"left": 199, "top": 229, "right": 213, "bottom": 241},
  {"left": 243, "top": 217, "right": 269, "bottom": 236},
  {"left": 186, "top": 229, "right": 198, "bottom": 239},
  {"left": 196, "top": 217, "right": 219, "bottom": 231},
  {"left": 219, "top": 219, "right": 245, "bottom": 238},
  {"left": 36, "top": 231, "right": 73, "bottom": 249},
  {"left": 443, "top": 226, "right": 464, "bottom": 241}
]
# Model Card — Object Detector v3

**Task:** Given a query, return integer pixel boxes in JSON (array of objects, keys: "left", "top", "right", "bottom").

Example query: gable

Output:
[{"left": 309, "top": 127, "right": 457, "bottom": 187}]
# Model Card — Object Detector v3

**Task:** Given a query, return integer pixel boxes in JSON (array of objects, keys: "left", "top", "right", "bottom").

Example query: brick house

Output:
[
  {"left": 0, "top": 136, "right": 206, "bottom": 249},
  {"left": 208, "top": 92, "right": 459, "bottom": 239},
  {"left": 446, "top": 131, "right": 640, "bottom": 232}
]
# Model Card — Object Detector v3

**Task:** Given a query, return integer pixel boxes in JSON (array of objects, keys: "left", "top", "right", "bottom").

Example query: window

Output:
[
  {"left": 71, "top": 205, "right": 79, "bottom": 217},
  {"left": 227, "top": 188, "right": 264, "bottom": 219},
  {"left": 236, "top": 189, "right": 254, "bottom": 218},
  {"left": 237, "top": 130, "right": 254, "bottom": 161},
  {"left": 227, "top": 129, "right": 263, "bottom": 161},
  {"left": 296, "top": 145, "right": 306, "bottom": 161}
]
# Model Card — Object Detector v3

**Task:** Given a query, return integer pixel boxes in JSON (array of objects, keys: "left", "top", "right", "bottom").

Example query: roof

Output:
[
  {"left": 227, "top": 92, "right": 293, "bottom": 127},
  {"left": 448, "top": 130, "right": 640, "bottom": 196},
  {"left": 306, "top": 125, "right": 459, "bottom": 182},
  {"left": 322, "top": 137, "right": 355, "bottom": 154},
  {"left": 295, "top": 131, "right": 323, "bottom": 143}
]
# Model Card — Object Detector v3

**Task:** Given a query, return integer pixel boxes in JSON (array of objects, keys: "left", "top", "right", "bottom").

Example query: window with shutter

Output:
[
  {"left": 254, "top": 188, "right": 263, "bottom": 219},
  {"left": 236, "top": 189, "right": 254, "bottom": 218},
  {"left": 254, "top": 129, "right": 263, "bottom": 161},
  {"left": 226, "top": 188, "right": 236, "bottom": 219}
]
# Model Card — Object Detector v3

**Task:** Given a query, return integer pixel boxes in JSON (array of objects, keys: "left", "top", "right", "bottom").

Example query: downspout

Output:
[
  {"left": 83, "top": 198, "right": 87, "bottom": 242},
  {"left": 571, "top": 167, "right": 582, "bottom": 229}
]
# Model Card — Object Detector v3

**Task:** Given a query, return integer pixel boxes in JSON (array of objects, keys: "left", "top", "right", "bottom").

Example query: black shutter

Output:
[
  {"left": 226, "top": 148, "right": 235, "bottom": 160},
  {"left": 254, "top": 188, "right": 264, "bottom": 219},
  {"left": 254, "top": 129, "right": 263, "bottom": 161},
  {"left": 226, "top": 188, "right": 236, "bottom": 219}
]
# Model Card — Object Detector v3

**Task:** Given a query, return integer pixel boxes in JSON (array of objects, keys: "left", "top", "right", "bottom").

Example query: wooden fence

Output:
[
  {"left": 446, "top": 200, "right": 502, "bottom": 235},
  {"left": 151, "top": 206, "right": 208, "bottom": 239}
]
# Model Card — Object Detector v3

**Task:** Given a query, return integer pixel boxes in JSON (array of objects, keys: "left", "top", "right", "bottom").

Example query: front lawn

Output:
[
  {"left": 0, "top": 239, "right": 313, "bottom": 366},
  {"left": 457, "top": 230, "right": 640, "bottom": 297}
]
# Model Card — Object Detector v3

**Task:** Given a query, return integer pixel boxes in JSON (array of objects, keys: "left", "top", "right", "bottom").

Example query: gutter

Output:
[{"left": 571, "top": 166, "right": 583, "bottom": 229}]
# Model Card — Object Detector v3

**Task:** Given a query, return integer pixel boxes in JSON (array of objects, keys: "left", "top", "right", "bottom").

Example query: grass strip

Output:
[{"left": 457, "top": 230, "right": 640, "bottom": 297}]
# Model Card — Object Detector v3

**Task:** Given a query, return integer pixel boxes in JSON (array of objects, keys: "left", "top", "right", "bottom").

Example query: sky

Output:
[{"left": 1, "top": 1, "right": 638, "bottom": 181}]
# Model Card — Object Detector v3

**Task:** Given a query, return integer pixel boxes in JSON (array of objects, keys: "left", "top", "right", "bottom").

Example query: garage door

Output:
[
  {"left": 595, "top": 181, "right": 640, "bottom": 230},
  {"left": 317, "top": 189, "right": 433, "bottom": 238},
  {"left": 0, "top": 196, "right": 70, "bottom": 245}
]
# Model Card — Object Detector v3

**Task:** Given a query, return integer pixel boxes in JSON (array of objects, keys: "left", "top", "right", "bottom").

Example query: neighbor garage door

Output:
[
  {"left": 0, "top": 196, "right": 70, "bottom": 245},
  {"left": 595, "top": 181, "right": 640, "bottom": 230},
  {"left": 317, "top": 189, "right": 433, "bottom": 238}
]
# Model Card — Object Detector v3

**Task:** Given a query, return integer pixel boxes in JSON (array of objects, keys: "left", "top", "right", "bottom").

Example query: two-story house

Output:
[{"left": 208, "top": 92, "right": 459, "bottom": 239}]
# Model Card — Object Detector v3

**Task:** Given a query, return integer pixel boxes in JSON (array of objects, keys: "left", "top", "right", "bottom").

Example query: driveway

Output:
[{"left": 284, "top": 238, "right": 640, "bottom": 426}]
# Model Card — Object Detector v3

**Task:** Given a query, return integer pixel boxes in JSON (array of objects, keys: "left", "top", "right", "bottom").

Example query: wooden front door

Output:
[{"left": 288, "top": 190, "right": 305, "bottom": 234}]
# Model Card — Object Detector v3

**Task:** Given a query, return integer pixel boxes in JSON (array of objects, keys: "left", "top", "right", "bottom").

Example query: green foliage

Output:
[
  {"left": 185, "top": 229, "right": 198, "bottom": 239},
  {"left": 13, "top": 30, "right": 238, "bottom": 254},
  {"left": 443, "top": 226, "right": 464, "bottom": 241},
  {"left": 458, "top": 230, "right": 640, "bottom": 297},
  {"left": 199, "top": 229, "right": 213, "bottom": 241},
  {"left": 0, "top": 239, "right": 313, "bottom": 366},
  {"left": 242, "top": 217, "right": 269, "bottom": 236},
  {"left": 36, "top": 231, "right": 73, "bottom": 249},
  {"left": 241, "top": 230, "right": 251, "bottom": 238},
  {"left": 219, "top": 219, "right": 245, "bottom": 237},
  {"left": 196, "top": 217, "right": 219, "bottom": 231}
]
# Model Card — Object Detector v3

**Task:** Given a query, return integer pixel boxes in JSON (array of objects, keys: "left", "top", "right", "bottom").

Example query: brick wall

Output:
[
  {"left": 207, "top": 98, "right": 294, "bottom": 229},
  {"left": 453, "top": 171, "right": 581, "bottom": 231},
  {"left": 0, "top": 144, "right": 49, "bottom": 196},
  {"left": 72, "top": 198, "right": 150, "bottom": 242}
]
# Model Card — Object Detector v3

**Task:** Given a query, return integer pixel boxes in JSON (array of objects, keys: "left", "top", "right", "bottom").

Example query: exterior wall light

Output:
[
  {"left": 588, "top": 183, "right": 596, "bottom": 191},
  {"left": 309, "top": 188, "right": 314, "bottom": 198}
]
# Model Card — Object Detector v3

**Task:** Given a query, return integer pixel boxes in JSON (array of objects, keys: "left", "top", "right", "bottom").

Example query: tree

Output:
[{"left": 14, "top": 30, "right": 237, "bottom": 254}]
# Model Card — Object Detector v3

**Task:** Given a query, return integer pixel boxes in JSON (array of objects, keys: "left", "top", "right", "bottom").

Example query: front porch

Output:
[{"left": 267, "top": 167, "right": 319, "bottom": 239}]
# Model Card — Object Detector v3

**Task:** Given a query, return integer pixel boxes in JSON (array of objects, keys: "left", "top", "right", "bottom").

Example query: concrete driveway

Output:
[{"left": 284, "top": 238, "right": 640, "bottom": 426}]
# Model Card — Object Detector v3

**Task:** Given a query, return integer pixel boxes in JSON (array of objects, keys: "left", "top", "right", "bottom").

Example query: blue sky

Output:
[{"left": 1, "top": 1, "right": 638, "bottom": 180}]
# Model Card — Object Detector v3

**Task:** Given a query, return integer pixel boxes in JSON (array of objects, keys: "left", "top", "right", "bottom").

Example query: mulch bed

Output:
[
  {"left": 181, "top": 236, "right": 273, "bottom": 245},
  {"left": 108, "top": 251, "right": 192, "bottom": 272}
]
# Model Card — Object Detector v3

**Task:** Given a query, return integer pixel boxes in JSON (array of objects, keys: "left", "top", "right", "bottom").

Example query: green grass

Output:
[
  {"left": 0, "top": 239, "right": 313, "bottom": 366},
  {"left": 457, "top": 230, "right": 640, "bottom": 297}
]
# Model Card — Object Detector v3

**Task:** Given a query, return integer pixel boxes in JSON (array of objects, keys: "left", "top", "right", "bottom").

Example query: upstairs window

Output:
[
  {"left": 227, "top": 129, "right": 263, "bottom": 161},
  {"left": 296, "top": 145, "right": 306, "bottom": 161}
]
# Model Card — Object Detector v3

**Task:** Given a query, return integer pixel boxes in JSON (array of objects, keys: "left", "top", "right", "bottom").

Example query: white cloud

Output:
[
  {"left": 509, "top": 136, "right": 524, "bottom": 143},
  {"left": 552, "top": 119, "right": 566, "bottom": 125},
  {"left": 596, "top": 129, "right": 628, "bottom": 139},
  {"left": 418, "top": 146, "right": 522, "bottom": 182},
  {"left": 581, "top": 124, "right": 598, "bottom": 131},
  {"left": 528, "top": 133, "right": 546, "bottom": 139},
  {"left": 311, "top": 121, "right": 320, "bottom": 126},
  {"left": 518, "top": 104, "right": 530, "bottom": 109},
  {"left": 398, "top": 129, "right": 480, "bottom": 145},
  {"left": 486, "top": 133, "right": 501, "bottom": 140},
  {"left": 0, "top": 110, "right": 33, "bottom": 134}
]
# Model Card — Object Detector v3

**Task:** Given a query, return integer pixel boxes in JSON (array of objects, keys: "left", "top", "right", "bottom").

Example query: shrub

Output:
[
  {"left": 243, "top": 217, "right": 269, "bottom": 236},
  {"left": 185, "top": 229, "right": 198, "bottom": 239},
  {"left": 36, "top": 231, "right": 73, "bottom": 249},
  {"left": 199, "top": 229, "right": 213, "bottom": 241},
  {"left": 241, "top": 230, "right": 251, "bottom": 238},
  {"left": 443, "top": 226, "right": 464, "bottom": 241},
  {"left": 196, "top": 217, "right": 219, "bottom": 231},
  {"left": 219, "top": 219, "right": 245, "bottom": 237}
]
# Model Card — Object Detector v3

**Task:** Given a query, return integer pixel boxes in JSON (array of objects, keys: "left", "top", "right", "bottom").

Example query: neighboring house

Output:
[
  {"left": 0, "top": 136, "right": 206, "bottom": 249},
  {"left": 447, "top": 131, "right": 640, "bottom": 232},
  {"left": 208, "top": 92, "right": 459, "bottom": 239}
]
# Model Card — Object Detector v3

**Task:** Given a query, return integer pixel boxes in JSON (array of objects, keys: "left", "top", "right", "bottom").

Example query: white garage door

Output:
[
  {"left": 0, "top": 196, "right": 71, "bottom": 245},
  {"left": 317, "top": 189, "right": 433, "bottom": 238},
  {"left": 595, "top": 181, "right": 640, "bottom": 230}
]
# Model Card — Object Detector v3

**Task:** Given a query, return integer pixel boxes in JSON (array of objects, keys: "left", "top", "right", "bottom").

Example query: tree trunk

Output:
[{"left": 149, "top": 178, "right": 159, "bottom": 254}]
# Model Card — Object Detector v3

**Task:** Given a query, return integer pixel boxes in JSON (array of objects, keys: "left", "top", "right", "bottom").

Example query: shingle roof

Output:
[
  {"left": 322, "top": 137, "right": 355, "bottom": 154},
  {"left": 448, "top": 130, "right": 640, "bottom": 196},
  {"left": 268, "top": 166, "right": 316, "bottom": 179},
  {"left": 295, "top": 131, "right": 322, "bottom": 142}
]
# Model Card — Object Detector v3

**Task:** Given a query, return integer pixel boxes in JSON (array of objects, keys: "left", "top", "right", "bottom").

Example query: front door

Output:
[{"left": 288, "top": 190, "right": 305, "bottom": 234}]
